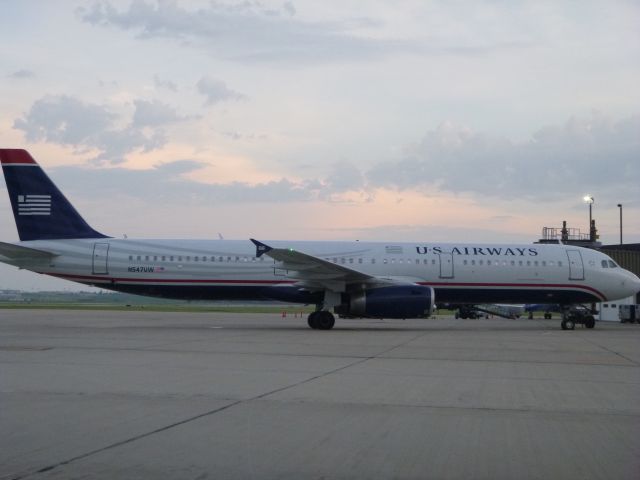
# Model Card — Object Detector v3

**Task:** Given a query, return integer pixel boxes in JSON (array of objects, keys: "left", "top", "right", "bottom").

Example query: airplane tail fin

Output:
[{"left": 0, "top": 149, "right": 107, "bottom": 241}]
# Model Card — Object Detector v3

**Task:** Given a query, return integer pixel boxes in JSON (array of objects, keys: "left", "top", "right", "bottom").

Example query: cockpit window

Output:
[
  {"left": 601, "top": 260, "right": 608, "bottom": 268},
  {"left": 608, "top": 260, "right": 617, "bottom": 268}
]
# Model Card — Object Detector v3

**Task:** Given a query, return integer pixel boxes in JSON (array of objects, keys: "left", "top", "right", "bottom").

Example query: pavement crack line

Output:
[
  {"left": 578, "top": 336, "right": 639, "bottom": 367},
  {"left": 8, "top": 331, "right": 428, "bottom": 480}
]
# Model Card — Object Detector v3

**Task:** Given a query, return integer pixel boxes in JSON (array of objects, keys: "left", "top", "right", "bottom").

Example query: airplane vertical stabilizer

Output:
[{"left": 0, "top": 149, "right": 107, "bottom": 241}]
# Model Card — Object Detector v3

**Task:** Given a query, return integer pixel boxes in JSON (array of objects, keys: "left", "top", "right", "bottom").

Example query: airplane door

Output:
[
  {"left": 566, "top": 249, "right": 584, "bottom": 280},
  {"left": 92, "top": 242, "right": 110, "bottom": 275},
  {"left": 439, "top": 253, "right": 454, "bottom": 278}
]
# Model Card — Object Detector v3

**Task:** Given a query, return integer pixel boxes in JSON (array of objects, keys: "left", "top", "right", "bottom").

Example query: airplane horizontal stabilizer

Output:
[{"left": 0, "top": 241, "right": 56, "bottom": 260}]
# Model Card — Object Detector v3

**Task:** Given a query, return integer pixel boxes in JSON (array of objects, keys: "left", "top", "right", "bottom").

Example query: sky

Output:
[{"left": 0, "top": 0, "right": 639, "bottom": 291}]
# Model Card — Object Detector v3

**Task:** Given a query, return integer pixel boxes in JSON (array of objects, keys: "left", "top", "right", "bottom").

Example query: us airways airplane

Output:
[{"left": 1, "top": 149, "right": 639, "bottom": 330}]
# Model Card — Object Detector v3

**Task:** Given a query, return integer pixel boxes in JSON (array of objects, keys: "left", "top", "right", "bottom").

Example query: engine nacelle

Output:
[
  {"left": 261, "top": 285, "right": 323, "bottom": 304},
  {"left": 340, "top": 285, "right": 435, "bottom": 319}
]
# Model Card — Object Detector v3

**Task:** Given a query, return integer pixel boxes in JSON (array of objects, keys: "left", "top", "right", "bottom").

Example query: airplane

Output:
[{"left": 1, "top": 149, "right": 639, "bottom": 330}]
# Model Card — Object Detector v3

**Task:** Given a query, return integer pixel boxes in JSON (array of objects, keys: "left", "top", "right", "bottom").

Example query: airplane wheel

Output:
[
  {"left": 316, "top": 311, "right": 335, "bottom": 330},
  {"left": 307, "top": 312, "right": 319, "bottom": 329},
  {"left": 585, "top": 316, "right": 595, "bottom": 329},
  {"left": 561, "top": 319, "right": 575, "bottom": 330}
]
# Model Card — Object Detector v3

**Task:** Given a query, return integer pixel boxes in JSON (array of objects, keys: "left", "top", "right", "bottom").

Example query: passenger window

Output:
[
  {"left": 129, "top": 255, "right": 133, "bottom": 261},
  {"left": 423, "top": 259, "right": 428, "bottom": 264},
  {"left": 510, "top": 260, "right": 515, "bottom": 266},
  {"left": 194, "top": 256, "right": 199, "bottom": 262},
  {"left": 170, "top": 256, "right": 174, "bottom": 261},
  {"left": 463, "top": 260, "right": 468, "bottom": 265},
  {"left": 137, "top": 255, "right": 141, "bottom": 261},
  {"left": 487, "top": 260, "right": 491, "bottom": 266},
  {"left": 153, "top": 256, "right": 158, "bottom": 261},
  {"left": 558, "top": 261, "right": 562, "bottom": 267},
  {"left": 383, "top": 259, "right": 388, "bottom": 264},
  {"left": 349, "top": 258, "right": 354, "bottom": 264},
  {"left": 145, "top": 255, "right": 149, "bottom": 261},
  {"left": 358, "top": 258, "right": 363, "bottom": 264},
  {"left": 372, "top": 258, "right": 376, "bottom": 264},
  {"left": 432, "top": 259, "right": 436, "bottom": 265},
  {"left": 186, "top": 256, "right": 191, "bottom": 262},
  {"left": 526, "top": 261, "right": 531, "bottom": 266},
  {"left": 542, "top": 261, "right": 546, "bottom": 267},
  {"left": 471, "top": 260, "right": 476, "bottom": 266},
  {"left": 415, "top": 259, "right": 419, "bottom": 265},
  {"left": 479, "top": 260, "right": 483, "bottom": 266},
  {"left": 534, "top": 261, "right": 538, "bottom": 267},
  {"left": 178, "top": 256, "right": 183, "bottom": 262}
]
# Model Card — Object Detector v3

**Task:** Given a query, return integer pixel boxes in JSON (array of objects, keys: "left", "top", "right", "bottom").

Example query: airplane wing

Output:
[
  {"left": 0, "top": 241, "right": 57, "bottom": 260},
  {"left": 250, "top": 239, "right": 406, "bottom": 292}
]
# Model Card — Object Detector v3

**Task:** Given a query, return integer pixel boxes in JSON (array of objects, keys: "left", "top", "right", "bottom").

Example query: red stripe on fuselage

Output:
[
  {"left": 49, "top": 273, "right": 297, "bottom": 285},
  {"left": 48, "top": 273, "right": 606, "bottom": 300},
  {"left": 416, "top": 281, "right": 606, "bottom": 300}
]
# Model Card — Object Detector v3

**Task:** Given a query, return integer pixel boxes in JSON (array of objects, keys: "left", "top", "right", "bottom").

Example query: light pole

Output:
[
  {"left": 583, "top": 195, "right": 594, "bottom": 240},
  {"left": 617, "top": 203, "right": 623, "bottom": 244}
]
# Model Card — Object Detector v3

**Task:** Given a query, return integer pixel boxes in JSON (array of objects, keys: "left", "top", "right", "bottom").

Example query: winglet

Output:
[{"left": 250, "top": 239, "right": 272, "bottom": 258}]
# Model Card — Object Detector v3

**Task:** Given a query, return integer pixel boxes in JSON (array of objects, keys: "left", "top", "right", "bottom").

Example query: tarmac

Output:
[{"left": 1, "top": 310, "right": 639, "bottom": 480}]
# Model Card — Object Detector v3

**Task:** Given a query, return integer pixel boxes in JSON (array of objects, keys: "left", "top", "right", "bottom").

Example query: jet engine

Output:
[{"left": 338, "top": 285, "right": 435, "bottom": 319}]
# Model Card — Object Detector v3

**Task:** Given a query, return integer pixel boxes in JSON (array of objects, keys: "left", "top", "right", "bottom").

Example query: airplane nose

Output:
[{"left": 622, "top": 272, "right": 640, "bottom": 297}]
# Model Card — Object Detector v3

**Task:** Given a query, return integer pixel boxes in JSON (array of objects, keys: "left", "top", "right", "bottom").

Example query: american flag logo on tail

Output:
[{"left": 18, "top": 195, "right": 52, "bottom": 216}]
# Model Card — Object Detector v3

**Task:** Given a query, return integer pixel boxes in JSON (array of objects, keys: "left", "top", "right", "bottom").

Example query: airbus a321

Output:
[{"left": 1, "top": 149, "right": 639, "bottom": 330}]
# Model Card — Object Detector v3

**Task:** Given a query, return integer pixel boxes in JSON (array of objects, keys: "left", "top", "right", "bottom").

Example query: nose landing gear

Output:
[{"left": 560, "top": 306, "right": 596, "bottom": 330}]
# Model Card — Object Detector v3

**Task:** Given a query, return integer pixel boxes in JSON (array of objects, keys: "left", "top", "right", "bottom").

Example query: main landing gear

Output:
[
  {"left": 560, "top": 306, "right": 596, "bottom": 330},
  {"left": 307, "top": 310, "right": 336, "bottom": 330}
]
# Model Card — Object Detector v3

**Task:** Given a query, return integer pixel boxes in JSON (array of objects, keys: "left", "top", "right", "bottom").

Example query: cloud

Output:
[
  {"left": 367, "top": 113, "right": 640, "bottom": 201},
  {"left": 7, "top": 69, "right": 35, "bottom": 79},
  {"left": 76, "top": 0, "right": 418, "bottom": 63},
  {"left": 14, "top": 95, "right": 115, "bottom": 145},
  {"left": 196, "top": 76, "right": 245, "bottom": 106},
  {"left": 48, "top": 162, "right": 317, "bottom": 204},
  {"left": 153, "top": 74, "right": 178, "bottom": 92},
  {"left": 13, "top": 95, "right": 189, "bottom": 164},
  {"left": 131, "top": 99, "right": 191, "bottom": 127}
]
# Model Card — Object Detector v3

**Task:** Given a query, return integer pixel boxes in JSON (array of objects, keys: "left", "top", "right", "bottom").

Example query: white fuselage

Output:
[{"left": 5, "top": 238, "right": 639, "bottom": 305}]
